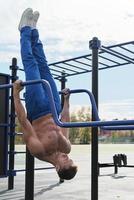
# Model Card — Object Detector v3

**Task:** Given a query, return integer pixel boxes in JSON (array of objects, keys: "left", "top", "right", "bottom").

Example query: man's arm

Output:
[
  {"left": 60, "top": 88, "right": 70, "bottom": 139},
  {"left": 60, "top": 88, "right": 71, "bottom": 154},
  {"left": 13, "top": 80, "right": 45, "bottom": 156},
  {"left": 13, "top": 80, "right": 26, "bottom": 124},
  {"left": 13, "top": 80, "right": 36, "bottom": 142}
]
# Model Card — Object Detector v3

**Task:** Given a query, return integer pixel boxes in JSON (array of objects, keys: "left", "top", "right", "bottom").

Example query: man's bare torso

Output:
[
  {"left": 32, "top": 114, "right": 60, "bottom": 153},
  {"left": 24, "top": 114, "right": 70, "bottom": 161}
]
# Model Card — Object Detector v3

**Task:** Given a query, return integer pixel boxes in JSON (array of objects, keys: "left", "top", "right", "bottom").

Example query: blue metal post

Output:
[
  {"left": 89, "top": 37, "right": 101, "bottom": 200},
  {"left": 0, "top": 73, "right": 10, "bottom": 178},
  {"left": 25, "top": 147, "right": 35, "bottom": 200},
  {"left": 59, "top": 71, "right": 67, "bottom": 183},
  {"left": 8, "top": 58, "right": 18, "bottom": 189},
  {"left": 60, "top": 71, "right": 67, "bottom": 109}
]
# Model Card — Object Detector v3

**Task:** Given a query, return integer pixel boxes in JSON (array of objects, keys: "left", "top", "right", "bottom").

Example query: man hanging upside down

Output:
[{"left": 13, "top": 8, "right": 77, "bottom": 180}]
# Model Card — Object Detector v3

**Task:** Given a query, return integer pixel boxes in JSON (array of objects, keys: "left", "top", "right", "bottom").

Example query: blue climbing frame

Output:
[
  {"left": 1, "top": 38, "right": 134, "bottom": 200},
  {"left": 0, "top": 73, "right": 10, "bottom": 178},
  {"left": 1, "top": 79, "right": 134, "bottom": 129}
]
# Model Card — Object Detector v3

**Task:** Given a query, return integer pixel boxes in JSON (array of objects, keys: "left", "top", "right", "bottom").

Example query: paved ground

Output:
[{"left": 0, "top": 144, "right": 134, "bottom": 200}]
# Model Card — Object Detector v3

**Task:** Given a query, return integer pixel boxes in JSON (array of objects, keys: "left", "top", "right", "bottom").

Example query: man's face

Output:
[{"left": 56, "top": 153, "right": 74, "bottom": 171}]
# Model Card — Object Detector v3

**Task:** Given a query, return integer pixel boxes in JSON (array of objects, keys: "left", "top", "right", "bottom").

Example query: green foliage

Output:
[
  {"left": 80, "top": 127, "right": 91, "bottom": 144},
  {"left": 15, "top": 106, "right": 92, "bottom": 144},
  {"left": 15, "top": 134, "right": 24, "bottom": 144},
  {"left": 70, "top": 107, "right": 91, "bottom": 144},
  {"left": 69, "top": 113, "right": 79, "bottom": 143},
  {"left": 15, "top": 118, "right": 24, "bottom": 144},
  {"left": 100, "top": 129, "right": 134, "bottom": 143}
]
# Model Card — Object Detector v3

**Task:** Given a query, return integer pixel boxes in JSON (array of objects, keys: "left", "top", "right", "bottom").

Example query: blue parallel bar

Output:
[
  {"left": 10, "top": 167, "right": 55, "bottom": 173},
  {"left": 0, "top": 79, "right": 134, "bottom": 129},
  {"left": 8, "top": 151, "right": 26, "bottom": 154},
  {"left": 0, "top": 123, "right": 10, "bottom": 127},
  {"left": 102, "top": 126, "right": 134, "bottom": 131}
]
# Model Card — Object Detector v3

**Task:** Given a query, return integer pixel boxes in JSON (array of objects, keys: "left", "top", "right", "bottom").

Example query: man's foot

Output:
[
  {"left": 32, "top": 11, "right": 40, "bottom": 29},
  {"left": 18, "top": 8, "right": 33, "bottom": 31}
]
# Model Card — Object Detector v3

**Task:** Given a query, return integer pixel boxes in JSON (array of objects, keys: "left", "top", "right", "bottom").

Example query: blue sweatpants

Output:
[{"left": 20, "top": 27, "right": 61, "bottom": 121}]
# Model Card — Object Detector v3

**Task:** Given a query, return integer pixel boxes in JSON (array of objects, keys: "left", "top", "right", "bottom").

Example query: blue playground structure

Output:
[{"left": 0, "top": 37, "right": 134, "bottom": 200}]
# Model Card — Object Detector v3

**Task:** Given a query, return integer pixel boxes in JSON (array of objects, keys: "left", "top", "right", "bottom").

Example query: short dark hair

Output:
[{"left": 57, "top": 165, "right": 77, "bottom": 180}]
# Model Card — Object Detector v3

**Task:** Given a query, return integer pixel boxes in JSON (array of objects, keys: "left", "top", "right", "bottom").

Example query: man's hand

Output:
[
  {"left": 13, "top": 80, "right": 24, "bottom": 94},
  {"left": 60, "top": 88, "right": 70, "bottom": 139},
  {"left": 61, "top": 88, "right": 70, "bottom": 100}
]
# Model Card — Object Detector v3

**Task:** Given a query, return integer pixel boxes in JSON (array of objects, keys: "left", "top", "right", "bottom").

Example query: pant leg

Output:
[
  {"left": 20, "top": 27, "right": 51, "bottom": 121},
  {"left": 31, "top": 29, "right": 61, "bottom": 115}
]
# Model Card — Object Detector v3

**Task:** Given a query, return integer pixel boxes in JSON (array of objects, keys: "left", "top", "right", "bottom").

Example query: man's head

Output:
[{"left": 56, "top": 153, "right": 78, "bottom": 180}]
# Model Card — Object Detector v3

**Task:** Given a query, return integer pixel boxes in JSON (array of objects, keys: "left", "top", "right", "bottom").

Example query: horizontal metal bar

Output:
[
  {"left": 48, "top": 54, "right": 91, "bottom": 66},
  {"left": 17, "top": 151, "right": 25, "bottom": 154},
  {"left": 101, "top": 46, "right": 134, "bottom": 64},
  {"left": 18, "top": 68, "right": 24, "bottom": 71},
  {"left": 99, "top": 62, "right": 129, "bottom": 71},
  {"left": 55, "top": 119, "right": 134, "bottom": 128},
  {"left": 12, "top": 151, "right": 26, "bottom": 154},
  {"left": 8, "top": 151, "right": 26, "bottom": 155},
  {"left": 99, "top": 163, "right": 134, "bottom": 168},
  {"left": 0, "top": 123, "right": 10, "bottom": 127},
  {"left": 63, "top": 61, "right": 89, "bottom": 71},
  {"left": 20, "top": 98, "right": 25, "bottom": 101},
  {"left": 14, "top": 167, "right": 55, "bottom": 173},
  {"left": 73, "top": 60, "right": 92, "bottom": 68},
  {"left": 18, "top": 67, "right": 61, "bottom": 79},
  {"left": 16, "top": 41, "right": 134, "bottom": 80},
  {"left": 34, "top": 167, "right": 55, "bottom": 171},
  {"left": 98, "top": 61, "right": 109, "bottom": 67},
  {"left": 1, "top": 79, "right": 134, "bottom": 129},
  {"left": 53, "top": 63, "right": 78, "bottom": 73},
  {"left": 99, "top": 55, "right": 120, "bottom": 65},
  {"left": 108, "top": 47, "right": 134, "bottom": 62},
  {"left": 84, "top": 57, "right": 92, "bottom": 61},
  {"left": 49, "top": 68, "right": 64, "bottom": 74},
  {"left": 102, "top": 125, "right": 134, "bottom": 130},
  {"left": 52, "top": 74, "right": 61, "bottom": 79},
  {"left": 99, "top": 163, "right": 114, "bottom": 168},
  {"left": 56, "top": 69, "right": 92, "bottom": 78},
  {"left": 104, "top": 41, "right": 134, "bottom": 49},
  {"left": 120, "top": 46, "right": 134, "bottom": 54},
  {"left": 16, "top": 132, "right": 23, "bottom": 135},
  {"left": 0, "top": 80, "right": 46, "bottom": 89}
]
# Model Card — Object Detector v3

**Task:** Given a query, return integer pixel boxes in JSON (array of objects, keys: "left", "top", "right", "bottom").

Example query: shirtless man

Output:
[{"left": 13, "top": 8, "right": 77, "bottom": 180}]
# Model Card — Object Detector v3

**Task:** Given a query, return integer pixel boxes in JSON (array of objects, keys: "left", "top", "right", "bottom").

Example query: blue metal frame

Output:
[
  {"left": 1, "top": 79, "right": 134, "bottom": 130},
  {"left": 0, "top": 73, "right": 10, "bottom": 178},
  {"left": 42, "top": 41, "right": 134, "bottom": 80},
  {"left": 7, "top": 167, "right": 55, "bottom": 177},
  {"left": 17, "top": 41, "right": 134, "bottom": 80},
  {"left": 0, "top": 40, "right": 134, "bottom": 200},
  {"left": 0, "top": 123, "right": 10, "bottom": 127}
]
